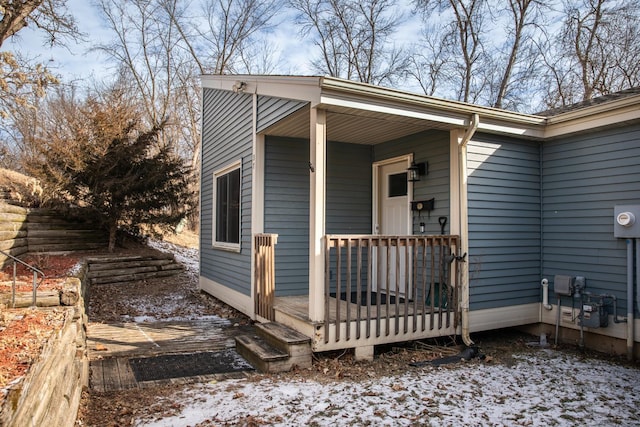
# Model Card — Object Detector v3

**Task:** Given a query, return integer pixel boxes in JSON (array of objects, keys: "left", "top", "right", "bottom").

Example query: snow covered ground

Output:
[
  {"left": 132, "top": 240, "right": 640, "bottom": 426},
  {"left": 135, "top": 349, "right": 640, "bottom": 426}
]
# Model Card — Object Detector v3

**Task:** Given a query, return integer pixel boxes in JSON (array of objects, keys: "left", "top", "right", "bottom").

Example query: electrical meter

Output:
[{"left": 614, "top": 205, "right": 640, "bottom": 238}]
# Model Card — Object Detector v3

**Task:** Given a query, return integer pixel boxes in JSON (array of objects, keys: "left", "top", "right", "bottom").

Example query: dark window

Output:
[
  {"left": 388, "top": 172, "right": 408, "bottom": 197},
  {"left": 216, "top": 167, "right": 240, "bottom": 244}
]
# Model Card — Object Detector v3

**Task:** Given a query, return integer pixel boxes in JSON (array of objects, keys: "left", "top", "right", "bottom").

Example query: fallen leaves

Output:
[{"left": 0, "top": 308, "right": 66, "bottom": 392}]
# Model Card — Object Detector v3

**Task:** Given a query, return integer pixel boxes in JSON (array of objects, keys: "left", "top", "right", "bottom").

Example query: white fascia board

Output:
[
  {"left": 201, "top": 75, "right": 322, "bottom": 104},
  {"left": 319, "top": 77, "right": 546, "bottom": 125},
  {"left": 544, "top": 99, "right": 640, "bottom": 138}
]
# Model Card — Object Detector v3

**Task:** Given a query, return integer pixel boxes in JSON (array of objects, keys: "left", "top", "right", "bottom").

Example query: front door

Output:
[{"left": 374, "top": 156, "right": 412, "bottom": 298}]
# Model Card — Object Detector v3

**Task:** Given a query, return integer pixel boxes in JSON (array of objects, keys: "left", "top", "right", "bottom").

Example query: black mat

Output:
[
  {"left": 331, "top": 291, "right": 403, "bottom": 305},
  {"left": 129, "top": 349, "right": 254, "bottom": 382}
]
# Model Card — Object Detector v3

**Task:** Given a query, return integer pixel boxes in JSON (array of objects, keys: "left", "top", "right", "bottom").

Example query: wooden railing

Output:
[
  {"left": 324, "top": 235, "right": 461, "bottom": 343},
  {"left": 254, "top": 233, "right": 278, "bottom": 321}
]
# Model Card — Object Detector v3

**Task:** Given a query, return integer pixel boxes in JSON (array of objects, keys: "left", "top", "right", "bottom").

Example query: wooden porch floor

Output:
[{"left": 273, "top": 295, "right": 444, "bottom": 324}]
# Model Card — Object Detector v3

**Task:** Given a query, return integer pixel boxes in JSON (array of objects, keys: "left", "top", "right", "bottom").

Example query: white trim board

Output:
[
  {"left": 468, "top": 303, "right": 540, "bottom": 332},
  {"left": 199, "top": 276, "right": 254, "bottom": 319}
]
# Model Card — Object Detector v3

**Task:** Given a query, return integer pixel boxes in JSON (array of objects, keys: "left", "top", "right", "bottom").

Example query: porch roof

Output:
[{"left": 201, "top": 75, "right": 640, "bottom": 144}]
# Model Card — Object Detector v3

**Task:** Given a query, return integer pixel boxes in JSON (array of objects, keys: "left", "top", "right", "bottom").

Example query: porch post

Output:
[
  {"left": 250, "top": 93, "right": 263, "bottom": 320},
  {"left": 309, "top": 107, "right": 326, "bottom": 322}
]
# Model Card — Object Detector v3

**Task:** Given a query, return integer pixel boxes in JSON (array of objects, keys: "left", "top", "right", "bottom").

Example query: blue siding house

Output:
[{"left": 200, "top": 75, "right": 640, "bottom": 360}]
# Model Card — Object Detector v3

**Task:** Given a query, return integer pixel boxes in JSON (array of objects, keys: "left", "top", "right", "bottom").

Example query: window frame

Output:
[{"left": 212, "top": 160, "right": 242, "bottom": 252}]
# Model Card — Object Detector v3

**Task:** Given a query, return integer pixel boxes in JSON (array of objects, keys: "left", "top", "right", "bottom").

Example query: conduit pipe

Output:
[{"left": 458, "top": 113, "right": 479, "bottom": 347}]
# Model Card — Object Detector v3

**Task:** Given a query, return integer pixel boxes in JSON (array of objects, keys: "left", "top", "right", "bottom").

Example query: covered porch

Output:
[{"left": 247, "top": 78, "right": 481, "bottom": 356}]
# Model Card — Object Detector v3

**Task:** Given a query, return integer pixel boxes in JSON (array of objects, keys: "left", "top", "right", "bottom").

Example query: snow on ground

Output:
[
  {"left": 135, "top": 349, "right": 640, "bottom": 426},
  {"left": 148, "top": 239, "right": 199, "bottom": 276},
  {"left": 133, "top": 240, "right": 640, "bottom": 426}
]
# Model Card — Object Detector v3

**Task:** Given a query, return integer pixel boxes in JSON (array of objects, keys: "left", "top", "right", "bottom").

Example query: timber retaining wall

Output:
[
  {"left": 0, "top": 202, "right": 108, "bottom": 266},
  {"left": 0, "top": 278, "right": 88, "bottom": 427}
]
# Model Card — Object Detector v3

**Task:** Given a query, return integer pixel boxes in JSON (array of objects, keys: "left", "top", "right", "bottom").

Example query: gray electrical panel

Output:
[
  {"left": 614, "top": 205, "right": 640, "bottom": 238},
  {"left": 554, "top": 275, "right": 573, "bottom": 296}
]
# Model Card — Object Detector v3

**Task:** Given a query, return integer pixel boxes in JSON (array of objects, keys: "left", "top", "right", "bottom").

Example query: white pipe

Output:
[
  {"left": 541, "top": 278, "right": 552, "bottom": 310},
  {"left": 458, "top": 113, "right": 479, "bottom": 347}
]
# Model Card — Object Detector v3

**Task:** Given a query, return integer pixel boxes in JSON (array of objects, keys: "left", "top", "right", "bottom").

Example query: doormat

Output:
[
  {"left": 331, "top": 291, "right": 403, "bottom": 306},
  {"left": 129, "top": 349, "right": 254, "bottom": 382}
]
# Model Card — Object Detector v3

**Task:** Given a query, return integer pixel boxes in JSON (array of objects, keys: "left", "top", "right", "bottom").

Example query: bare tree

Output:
[
  {"left": 540, "top": 0, "right": 640, "bottom": 108},
  {"left": 0, "top": 0, "right": 77, "bottom": 48},
  {"left": 0, "top": 0, "right": 80, "bottom": 165},
  {"left": 413, "top": 0, "right": 488, "bottom": 103},
  {"left": 490, "top": 0, "right": 546, "bottom": 109},
  {"left": 289, "top": 0, "right": 408, "bottom": 86},
  {"left": 161, "top": 0, "right": 280, "bottom": 74}
]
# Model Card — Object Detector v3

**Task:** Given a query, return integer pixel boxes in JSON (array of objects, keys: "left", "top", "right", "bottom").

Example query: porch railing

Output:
[
  {"left": 324, "top": 235, "right": 461, "bottom": 344},
  {"left": 254, "top": 233, "right": 278, "bottom": 321}
]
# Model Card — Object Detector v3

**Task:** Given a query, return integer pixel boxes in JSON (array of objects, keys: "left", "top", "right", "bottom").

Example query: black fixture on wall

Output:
[{"left": 407, "top": 161, "right": 427, "bottom": 182}]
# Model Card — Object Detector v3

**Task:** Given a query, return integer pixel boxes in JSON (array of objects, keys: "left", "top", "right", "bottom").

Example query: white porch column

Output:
[{"left": 309, "top": 107, "right": 327, "bottom": 322}]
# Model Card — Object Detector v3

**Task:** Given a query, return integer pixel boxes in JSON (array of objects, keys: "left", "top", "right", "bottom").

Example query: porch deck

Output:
[
  {"left": 274, "top": 295, "right": 452, "bottom": 328},
  {"left": 273, "top": 292, "right": 458, "bottom": 352},
  {"left": 258, "top": 234, "right": 462, "bottom": 353}
]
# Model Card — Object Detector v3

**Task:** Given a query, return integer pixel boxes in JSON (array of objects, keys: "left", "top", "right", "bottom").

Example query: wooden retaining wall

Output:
[
  {"left": 86, "top": 254, "right": 184, "bottom": 285},
  {"left": 0, "top": 203, "right": 108, "bottom": 266},
  {"left": 0, "top": 278, "right": 88, "bottom": 427},
  {"left": 0, "top": 204, "right": 29, "bottom": 263}
]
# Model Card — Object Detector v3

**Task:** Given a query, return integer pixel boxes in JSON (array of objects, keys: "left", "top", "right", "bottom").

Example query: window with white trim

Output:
[{"left": 213, "top": 161, "right": 241, "bottom": 249}]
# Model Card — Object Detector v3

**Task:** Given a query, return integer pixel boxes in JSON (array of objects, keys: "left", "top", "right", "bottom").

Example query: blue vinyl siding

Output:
[
  {"left": 374, "top": 130, "right": 451, "bottom": 235},
  {"left": 200, "top": 88, "right": 253, "bottom": 296},
  {"left": 542, "top": 123, "right": 640, "bottom": 314},
  {"left": 467, "top": 135, "right": 541, "bottom": 310},
  {"left": 257, "top": 96, "right": 307, "bottom": 132},
  {"left": 264, "top": 137, "right": 310, "bottom": 296},
  {"left": 327, "top": 142, "right": 373, "bottom": 234},
  {"left": 265, "top": 138, "right": 373, "bottom": 296}
]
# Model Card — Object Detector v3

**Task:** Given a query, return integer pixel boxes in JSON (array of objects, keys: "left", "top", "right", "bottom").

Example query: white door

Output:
[{"left": 374, "top": 158, "right": 411, "bottom": 298}]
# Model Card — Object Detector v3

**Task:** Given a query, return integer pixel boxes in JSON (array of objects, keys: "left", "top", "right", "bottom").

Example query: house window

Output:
[{"left": 213, "top": 161, "right": 241, "bottom": 250}]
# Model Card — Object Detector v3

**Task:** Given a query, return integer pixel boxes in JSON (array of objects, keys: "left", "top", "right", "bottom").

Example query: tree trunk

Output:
[{"left": 108, "top": 223, "right": 117, "bottom": 253}]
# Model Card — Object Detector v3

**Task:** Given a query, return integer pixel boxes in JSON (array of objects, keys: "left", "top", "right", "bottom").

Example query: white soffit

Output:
[{"left": 260, "top": 103, "right": 451, "bottom": 145}]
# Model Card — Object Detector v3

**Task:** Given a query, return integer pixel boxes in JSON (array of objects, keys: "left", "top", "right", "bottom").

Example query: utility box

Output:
[
  {"left": 554, "top": 275, "right": 574, "bottom": 296},
  {"left": 614, "top": 205, "right": 640, "bottom": 238}
]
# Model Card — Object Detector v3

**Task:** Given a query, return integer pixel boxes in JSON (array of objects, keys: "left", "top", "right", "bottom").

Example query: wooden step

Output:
[
  {"left": 235, "top": 322, "right": 312, "bottom": 373},
  {"left": 255, "top": 322, "right": 312, "bottom": 370},
  {"left": 235, "top": 335, "right": 291, "bottom": 373}
]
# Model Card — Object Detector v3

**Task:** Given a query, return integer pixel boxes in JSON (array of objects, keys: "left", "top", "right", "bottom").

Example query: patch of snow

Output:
[
  {"left": 122, "top": 315, "right": 232, "bottom": 324},
  {"left": 148, "top": 239, "right": 199, "bottom": 276},
  {"left": 68, "top": 260, "right": 84, "bottom": 276},
  {"left": 135, "top": 350, "right": 640, "bottom": 427}
]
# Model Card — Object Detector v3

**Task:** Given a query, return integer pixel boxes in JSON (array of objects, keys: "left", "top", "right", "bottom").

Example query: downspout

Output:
[
  {"left": 628, "top": 238, "right": 637, "bottom": 361},
  {"left": 459, "top": 113, "right": 479, "bottom": 347}
]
